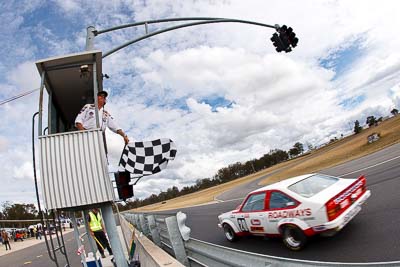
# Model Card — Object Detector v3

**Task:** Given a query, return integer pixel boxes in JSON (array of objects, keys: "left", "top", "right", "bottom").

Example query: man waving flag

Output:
[{"left": 118, "top": 138, "right": 177, "bottom": 177}]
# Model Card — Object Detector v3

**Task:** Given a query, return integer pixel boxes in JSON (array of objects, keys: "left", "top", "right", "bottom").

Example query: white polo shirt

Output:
[{"left": 75, "top": 104, "right": 121, "bottom": 133}]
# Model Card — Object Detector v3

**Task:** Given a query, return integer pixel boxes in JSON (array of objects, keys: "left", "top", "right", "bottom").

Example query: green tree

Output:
[
  {"left": 293, "top": 142, "right": 304, "bottom": 154},
  {"left": 1, "top": 202, "right": 38, "bottom": 220},
  {"left": 366, "top": 116, "right": 376, "bottom": 127},
  {"left": 289, "top": 147, "right": 300, "bottom": 158},
  {"left": 306, "top": 142, "right": 314, "bottom": 151},
  {"left": 166, "top": 186, "right": 179, "bottom": 198},
  {"left": 391, "top": 108, "right": 398, "bottom": 116},
  {"left": 354, "top": 120, "right": 362, "bottom": 134},
  {"left": 329, "top": 137, "right": 338, "bottom": 143}
]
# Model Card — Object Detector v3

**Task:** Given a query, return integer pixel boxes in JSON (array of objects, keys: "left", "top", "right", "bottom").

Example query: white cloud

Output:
[
  {"left": 390, "top": 83, "right": 400, "bottom": 109},
  {"left": 0, "top": 136, "right": 9, "bottom": 152},
  {"left": 13, "top": 161, "right": 34, "bottom": 180},
  {"left": 8, "top": 61, "right": 40, "bottom": 92},
  {"left": 54, "top": 0, "right": 81, "bottom": 13}
]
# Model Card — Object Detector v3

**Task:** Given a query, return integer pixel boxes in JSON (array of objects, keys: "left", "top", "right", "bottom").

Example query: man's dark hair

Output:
[{"left": 97, "top": 91, "right": 108, "bottom": 97}]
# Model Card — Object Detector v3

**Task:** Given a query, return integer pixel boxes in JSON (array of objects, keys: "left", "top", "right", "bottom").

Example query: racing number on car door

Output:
[{"left": 237, "top": 218, "right": 249, "bottom": 232}]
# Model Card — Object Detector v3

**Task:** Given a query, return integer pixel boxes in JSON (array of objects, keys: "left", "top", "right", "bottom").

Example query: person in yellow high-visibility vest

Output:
[{"left": 88, "top": 208, "right": 113, "bottom": 258}]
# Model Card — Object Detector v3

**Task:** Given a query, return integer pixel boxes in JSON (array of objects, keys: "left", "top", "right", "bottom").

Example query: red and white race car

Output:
[{"left": 218, "top": 173, "right": 371, "bottom": 250}]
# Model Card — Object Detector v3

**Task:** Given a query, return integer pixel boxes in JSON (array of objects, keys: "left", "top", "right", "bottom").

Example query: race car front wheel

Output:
[
  {"left": 223, "top": 224, "right": 238, "bottom": 242},
  {"left": 282, "top": 225, "right": 307, "bottom": 251}
]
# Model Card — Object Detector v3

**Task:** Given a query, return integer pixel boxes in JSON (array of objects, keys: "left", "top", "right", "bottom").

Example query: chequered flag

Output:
[{"left": 118, "top": 138, "right": 177, "bottom": 177}]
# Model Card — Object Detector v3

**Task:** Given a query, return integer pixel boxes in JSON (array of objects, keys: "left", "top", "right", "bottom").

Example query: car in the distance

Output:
[{"left": 218, "top": 173, "right": 371, "bottom": 250}]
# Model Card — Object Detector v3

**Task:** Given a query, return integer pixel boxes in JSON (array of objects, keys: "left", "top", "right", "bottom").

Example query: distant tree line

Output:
[
  {"left": 118, "top": 146, "right": 307, "bottom": 211},
  {"left": 121, "top": 107, "right": 400, "bottom": 210},
  {"left": 0, "top": 202, "right": 38, "bottom": 220},
  {"left": 353, "top": 107, "right": 398, "bottom": 134}
]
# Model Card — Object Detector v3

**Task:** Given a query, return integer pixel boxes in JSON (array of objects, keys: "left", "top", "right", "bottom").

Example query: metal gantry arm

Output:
[
  {"left": 94, "top": 17, "right": 228, "bottom": 35},
  {"left": 87, "top": 17, "right": 279, "bottom": 58}
]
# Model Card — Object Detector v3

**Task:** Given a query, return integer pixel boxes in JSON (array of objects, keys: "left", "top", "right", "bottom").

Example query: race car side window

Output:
[
  {"left": 241, "top": 192, "right": 266, "bottom": 212},
  {"left": 269, "top": 191, "right": 298, "bottom": 209}
]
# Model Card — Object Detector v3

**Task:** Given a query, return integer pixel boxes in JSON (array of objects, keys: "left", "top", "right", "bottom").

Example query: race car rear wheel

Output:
[
  {"left": 282, "top": 225, "right": 307, "bottom": 251},
  {"left": 223, "top": 224, "right": 238, "bottom": 242}
]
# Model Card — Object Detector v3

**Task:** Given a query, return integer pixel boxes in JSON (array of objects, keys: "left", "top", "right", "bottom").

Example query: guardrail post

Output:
[
  {"left": 126, "top": 214, "right": 132, "bottom": 224},
  {"left": 165, "top": 216, "right": 189, "bottom": 266},
  {"left": 147, "top": 215, "right": 162, "bottom": 246},
  {"left": 139, "top": 214, "right": 150, "bottom": 236},
  {"left": 130, "top": 214, "right": 135, "bottom": 225},
  {"left": 134, "top": 214, "right": 141, "bottom": 231}
]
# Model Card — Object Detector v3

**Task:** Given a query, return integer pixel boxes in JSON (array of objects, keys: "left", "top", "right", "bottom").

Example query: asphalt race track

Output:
[
  {"left": 0, "top": 230, "right": 81, "bottom": 267},
  {"left": 168, "top": 143, "right": 400, "bottom": 263}
]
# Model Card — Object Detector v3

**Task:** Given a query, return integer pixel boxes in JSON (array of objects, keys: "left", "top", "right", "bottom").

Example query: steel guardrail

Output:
[{"left": 122, "top": 212, "right": 400, "bottom": 267}]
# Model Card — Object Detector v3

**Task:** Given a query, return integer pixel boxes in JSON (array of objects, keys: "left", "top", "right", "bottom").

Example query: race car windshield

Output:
[{"left": 288, "top": 174, "right": 339, "bottom": 198}]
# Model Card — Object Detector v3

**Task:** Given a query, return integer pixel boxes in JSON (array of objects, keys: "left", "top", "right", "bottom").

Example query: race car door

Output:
[
  {"left": 265, "top": 190, "right": 300, "bottom": 234},
  {"left": 239, "top": 191, "right": 268, "bottom": 235}
]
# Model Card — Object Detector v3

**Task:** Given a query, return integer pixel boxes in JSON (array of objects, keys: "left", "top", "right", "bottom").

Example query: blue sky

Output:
[
  {"left": 1, "top": 0, "right": 400, "bottom": 204},
  {"left": 320, "top": 37, "right": 365, "bottom": 79}
]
